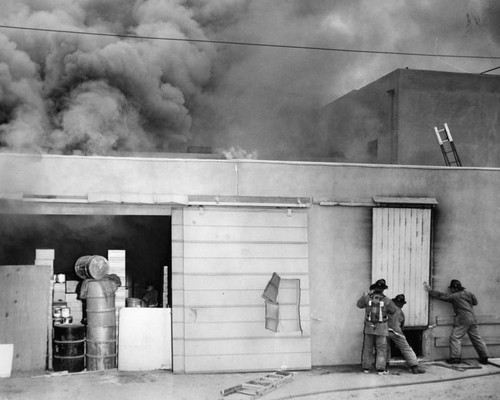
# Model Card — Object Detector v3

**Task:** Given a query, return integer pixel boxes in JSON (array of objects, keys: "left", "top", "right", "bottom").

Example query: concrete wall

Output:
[
  {"left": 0, "top": 153, "right": 499, "bottom": 366},
  {"left": 319, "top": 68, "right": 500, "bottom": 168}
]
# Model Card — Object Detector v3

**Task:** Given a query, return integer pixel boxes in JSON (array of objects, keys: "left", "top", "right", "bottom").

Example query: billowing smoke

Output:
[
  {"left": 0, "top": 0, "right": 499, "bottom": 159},
  {"left": 0, "top": 0, "right": 219, "bottom": 154}
]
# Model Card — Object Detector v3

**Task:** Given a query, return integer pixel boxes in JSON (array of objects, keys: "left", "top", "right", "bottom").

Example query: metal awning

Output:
[{"left": 372, "top": 196, "right": 438, "bottom": 207}]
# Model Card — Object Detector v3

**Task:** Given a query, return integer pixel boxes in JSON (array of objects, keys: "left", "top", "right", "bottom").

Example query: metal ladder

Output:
[
  {"left": 220, "top": 371, "right": 294, "bottom": 399},
  {"left": 434, "top": 123, "right": 462, "bottom": 166}
]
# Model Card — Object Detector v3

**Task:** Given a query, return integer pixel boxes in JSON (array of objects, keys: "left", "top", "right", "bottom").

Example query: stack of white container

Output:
[
  {"left": 107, "top": 250, "right": 127, "bottom": 318},
  {"left": 35, "top": 249, "right": 55, "bottom": 370},
  {"left": 35, "top": 249, "right": 55, "bottom": 269},
  {"left": 65, "top": 280, "right": 83, "bottom": 323},
  {"left": 163, "top": 265, "right": 169, "bottom": 307}
]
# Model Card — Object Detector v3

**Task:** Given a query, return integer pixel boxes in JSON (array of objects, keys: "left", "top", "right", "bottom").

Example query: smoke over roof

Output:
[{"left": 0, "top": 0, "right": 499, "bottom": 160}]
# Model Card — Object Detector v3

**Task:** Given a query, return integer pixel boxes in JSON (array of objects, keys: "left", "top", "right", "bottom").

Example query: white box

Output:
[
  {"left": 35, "top": 259, "right": 53, "bottom": 267},
  {"left": 108, "top": 250, "right": 126, "bottom": 258},
  {"left": 0, "top": 344, "right": 14, "bottom": 378},
  {"left": 118, "top": 309, "right": 171, "bottom": 371},
  {"left": 36, "top": 249, "right": 55, "bottom": 259},
  {"left": 65, "top": 280, "right": 79, "bottom": 293}
]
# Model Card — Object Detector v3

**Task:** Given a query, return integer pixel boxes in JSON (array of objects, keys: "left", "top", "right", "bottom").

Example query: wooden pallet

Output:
[{"left": 220, "top": 371, "right": 294, "bottom": 399}]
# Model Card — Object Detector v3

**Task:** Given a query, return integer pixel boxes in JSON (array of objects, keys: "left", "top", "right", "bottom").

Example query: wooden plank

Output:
[
  {"left": 407, "top": 209, "right": 418, "bottom": 324},
  {"left": 182, "top": 275, "right": 309, "bottom": 291},
  {"left": 172, "top": 327, "right": 309, "bottom": 341},
  {"left": 183, "top": 289, "right": 310, "bottom": 307},
  {"left": 435, "top": 336, "right": 500, "bottom": 348},
  {"left": 182, "top": 242, "right": 308, "bottom": 259},
  {"left": 182, "top": 305, "right": 310, "bottom": 324},
  {"left": 172, "top": 290, "right": 184, "bottom": 306},
  {"left": 0, "top": 265, "right": 51, "bottom": 375},
  {"left": 436, "top": 315, "right": 500, "bottom": 326},
  {"left": 181, "top": 225, "right": 308, "bottom": 243},
  {"left": 184, "top": 352, "right": 311, "bottom": 373},
  {"left": 183, "top": 321, "right": 310, "bottom": 339},
  {"left": 183, "top": 208, "right": 308, "bottom": 228},
  {"left": 185, "top": 337, "right": 311, "bottom": 356},
  {"left": 181, "top": 258, "right": 308, "bottom": 275}
]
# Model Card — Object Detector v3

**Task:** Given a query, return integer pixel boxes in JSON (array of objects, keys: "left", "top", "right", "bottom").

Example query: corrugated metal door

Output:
[
  {"left": 172, "top": 207, "right": 311, "bottom": 373},
  {"left": 372, "top": 208, "right": 431, "bottom": 327}
]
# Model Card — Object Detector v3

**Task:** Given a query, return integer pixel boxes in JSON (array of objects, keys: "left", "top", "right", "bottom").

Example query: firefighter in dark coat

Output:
[
  {"left": 424, "top": 279, "right": 489, "bottom": 365},
  {"left": 357, "top": 279, "right": 397, "bottom": 374}
]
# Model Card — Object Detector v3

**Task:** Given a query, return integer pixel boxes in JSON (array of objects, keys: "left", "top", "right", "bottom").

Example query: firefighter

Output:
[
  {"left": 387, "top": 294, "right": 425, "bottom": 374},
  {"left": 424, "top": 279, "right": 489, "bottom": 365},
  {"left": 356, "top": 279, "right": 397, "bottom": 374}
]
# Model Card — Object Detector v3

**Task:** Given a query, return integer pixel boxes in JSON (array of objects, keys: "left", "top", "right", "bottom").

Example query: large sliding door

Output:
[
  {"left": 372, "top": 207, "right": 432, "bottom": 327},
  {"left": 172, "top": 207, "right": 311, "bottom": 373}
]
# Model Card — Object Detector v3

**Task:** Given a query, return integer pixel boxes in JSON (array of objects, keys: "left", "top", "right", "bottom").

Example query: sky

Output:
[{"left": 0, "top": 0, "right": 499, "bottom": 160}]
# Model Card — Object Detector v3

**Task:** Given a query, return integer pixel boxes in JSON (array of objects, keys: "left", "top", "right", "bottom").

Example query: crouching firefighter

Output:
[
  {"left": 356, "top": 279, "right": 397, "bottom": 374},
  {"left": 387, "top": 294, "right": 425, "bottom": 374}
]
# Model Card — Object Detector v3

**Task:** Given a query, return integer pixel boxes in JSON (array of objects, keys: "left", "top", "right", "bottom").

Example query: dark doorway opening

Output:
[
  {"left": 0, "top": 214, "right": 172, "bottom": 307},
  {"left": 390, "top": 329, "right": 424, "bottom": 358}
]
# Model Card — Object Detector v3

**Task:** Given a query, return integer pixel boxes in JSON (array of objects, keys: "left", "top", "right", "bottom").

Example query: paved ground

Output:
[{"left": 1, "top": 360, "right": 500, "bottom": 400}]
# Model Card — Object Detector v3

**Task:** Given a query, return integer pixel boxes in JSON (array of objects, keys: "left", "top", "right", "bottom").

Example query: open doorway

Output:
[
  {"left": 390, "top": 329, "right": 424, "bottom": 358},
  {"left": 0, "top": 214, "right": 172, "bottom": 307}
]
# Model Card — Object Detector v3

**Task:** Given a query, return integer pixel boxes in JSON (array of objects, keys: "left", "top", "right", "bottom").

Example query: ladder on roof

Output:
[{"left": 434, "top": 123, "right": 462, "bottom": 166}]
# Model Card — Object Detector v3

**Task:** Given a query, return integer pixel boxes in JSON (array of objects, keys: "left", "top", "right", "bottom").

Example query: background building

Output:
[{"left": 318, "top": 69, "right": 500, "bottom": 167}]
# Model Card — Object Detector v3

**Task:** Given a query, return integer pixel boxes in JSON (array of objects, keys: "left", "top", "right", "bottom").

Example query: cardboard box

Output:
[
  {"left": 65, "top": 280, "right": 79, "bottom": 293},
  {"left": 35, "top": 249, "right": 55, "bottom": 259}
]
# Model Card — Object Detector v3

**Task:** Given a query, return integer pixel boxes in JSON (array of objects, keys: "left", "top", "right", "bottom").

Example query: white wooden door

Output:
[
  {"left": 372, "top": 208, "right": 431, "bottom": 327},
  {"left": 172, "top": 207, "right": 311, "bottom": 373}
]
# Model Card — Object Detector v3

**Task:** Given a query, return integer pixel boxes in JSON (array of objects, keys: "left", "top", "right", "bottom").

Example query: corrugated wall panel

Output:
[
  {"left": 372, "top": 208, "right": 431, "bottom": 326},
  {"left": 173, "top": 207, "right": 311, "bottom": 373}
]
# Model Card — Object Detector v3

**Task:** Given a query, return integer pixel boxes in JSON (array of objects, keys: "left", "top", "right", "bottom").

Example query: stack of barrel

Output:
[{"left": 75, "top": 255, "right": 119, "bottom": 371}]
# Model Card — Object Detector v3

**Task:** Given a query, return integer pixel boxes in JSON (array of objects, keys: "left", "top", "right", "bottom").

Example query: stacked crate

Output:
[
  {"left": 65, "top": 280, "right": 83, "bottom": 324},
  {"left": 53, "top": 281, "right": 66, "bottom": 303},
  {"left": 107, "top": 250, "right": 127, "bottom": 320},
  {"left": 35, "top": 249, "right": 55, "bottom": 370},
  {"left": 163, "top": 265, "right": 169, "bottom": 307}
]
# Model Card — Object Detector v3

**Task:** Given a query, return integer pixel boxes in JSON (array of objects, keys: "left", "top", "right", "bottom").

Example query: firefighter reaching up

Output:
[{"left": 356, "top": 279, "right": 397, "bottom": 375}]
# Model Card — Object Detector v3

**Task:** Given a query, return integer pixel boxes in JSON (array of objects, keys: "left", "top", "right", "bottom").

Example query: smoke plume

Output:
[{"left": 0, "top": 0, "right": 499, "bottom": 159}]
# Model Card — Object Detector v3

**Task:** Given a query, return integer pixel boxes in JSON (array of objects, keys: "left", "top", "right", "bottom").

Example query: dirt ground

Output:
[
  {"left": 1, "top": 361, "right": 499, "bottom": 400},
  {"left": 286, "top": 374, "right": 500, "bottom": 400}
]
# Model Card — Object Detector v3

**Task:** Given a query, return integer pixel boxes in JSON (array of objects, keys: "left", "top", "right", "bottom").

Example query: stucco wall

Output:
[
  {"left": 398, "top": 70, "right": 500, "bottom": 168},
  {"left": 237, "top": 161, "right": 500, "bottom": 364},
  {"left": 0, "top": 154, "right": 499, "bottom": 365},
  {"left": 319, "top": 68, "right": 500, "bottom": 168}
]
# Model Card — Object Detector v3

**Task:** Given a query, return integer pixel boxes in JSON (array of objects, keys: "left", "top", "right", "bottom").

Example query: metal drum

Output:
[
  {"left": 53, "top": 324, "right": 85, "bottom": 373},
  {"left": 74, "top": 255, "right": 110, "bottom": 280},
  {"left": 85, "top": 280, "right": 117, "bottom": 371},
  {"left": 126, "top": 298, "right": 146, "bottom": 307}
]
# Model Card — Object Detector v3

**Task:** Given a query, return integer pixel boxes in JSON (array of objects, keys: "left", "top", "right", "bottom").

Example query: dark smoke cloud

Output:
[
  {"left": 0, "top": 0, "right": 218, "bottom": 154},
  {"left": 190, "top": 0, "right": 500, "bottom": 160},
  {"left": 0, "top": 0, "right": 498, "bottom": 159}
]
